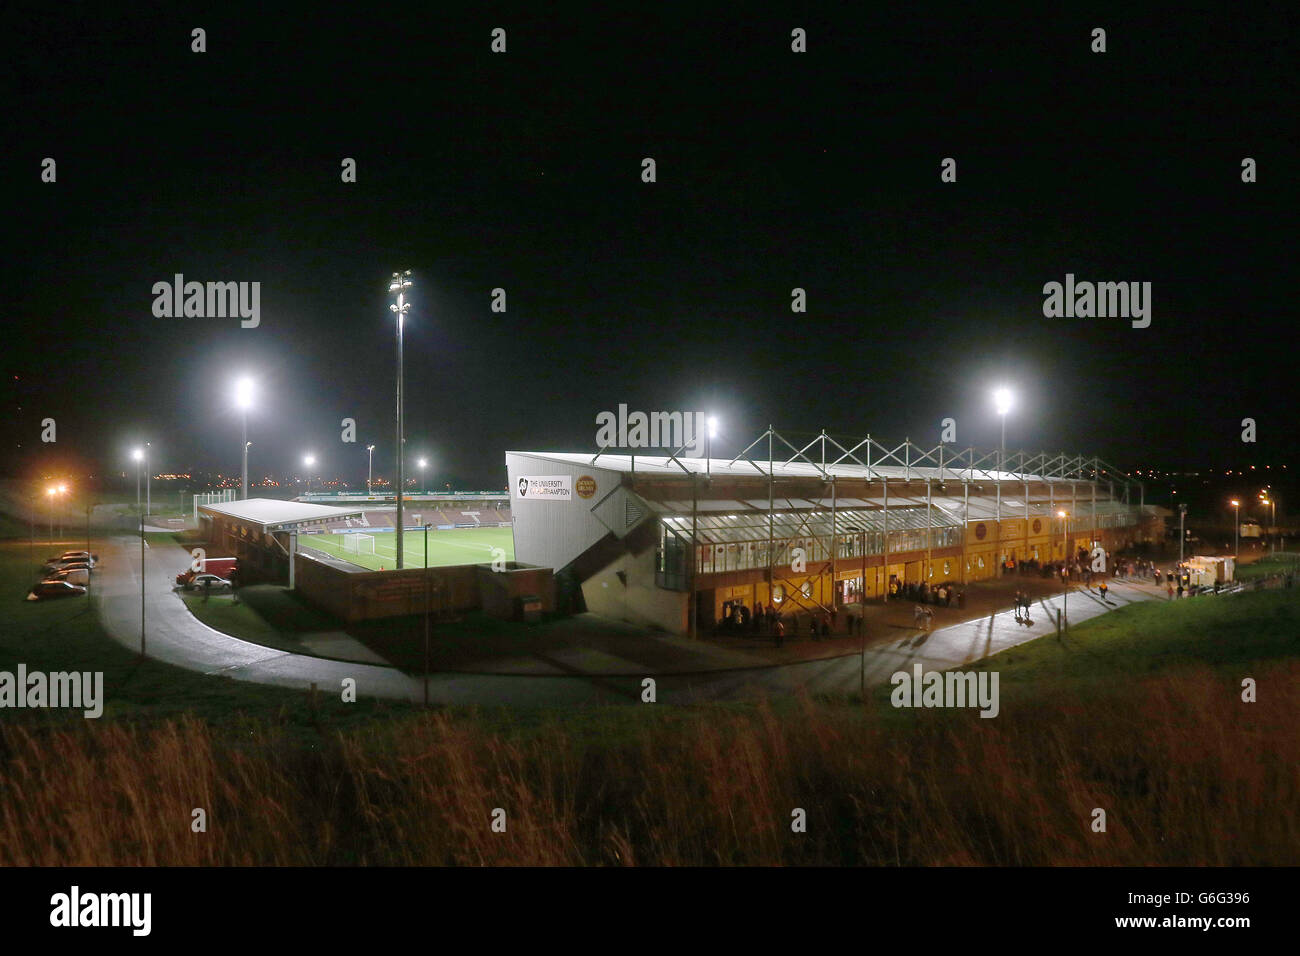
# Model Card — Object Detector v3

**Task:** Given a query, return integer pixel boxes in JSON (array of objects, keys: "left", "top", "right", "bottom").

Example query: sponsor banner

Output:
[{"left": 516, "top": 475, "right": 572, "bottom": 502}]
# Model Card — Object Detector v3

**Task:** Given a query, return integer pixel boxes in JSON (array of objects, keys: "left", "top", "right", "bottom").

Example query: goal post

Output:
[{"left": 343, "top": 533, "right": 375, "bottom": 555}]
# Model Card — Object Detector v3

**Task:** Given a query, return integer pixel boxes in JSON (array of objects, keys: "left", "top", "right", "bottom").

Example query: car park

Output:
[{"left": 26, "top": 580, "right": 88, "bottom": 601}]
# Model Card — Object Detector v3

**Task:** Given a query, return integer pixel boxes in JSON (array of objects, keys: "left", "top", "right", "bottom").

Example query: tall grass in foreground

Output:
[{"left": 1, "top": 661, "right": 1295, "bottom": 865}]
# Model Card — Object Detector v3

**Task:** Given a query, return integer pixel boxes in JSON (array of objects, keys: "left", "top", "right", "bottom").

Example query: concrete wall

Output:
[
  {"left": 294, "top": 552, "right": 556, "bottom": 623},
  {"left": 582, "top": 542, "right": 687, "bottom": 633}
]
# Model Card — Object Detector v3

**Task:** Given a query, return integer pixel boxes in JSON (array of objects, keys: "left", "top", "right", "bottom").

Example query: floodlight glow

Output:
[
  {"left": 1231, "top": 499, "right": 1240, "bottom": 507},
  {"left": 234, "top": 376, "right": 254, "bottom": 410},
  {"left": 708, "top": 415, "right": 718, "bottom": 439},
  {"left": 418, "top": 458, "right": 427, "bottom": 468},
  {"left": 58, "top": 484, "right": 67, "bottom": 493},
  {"left": 993, "top": 387, "right": 1013, "bottom": 416},
  {"left": 304, "top": 455, "right": 316, "bottom": 467},
  {"left": 1057, "top": 510, "right": 1068, "bottom": 517},
  {"left": 132, "top": 448, "right": 144, "bottom": 462}
]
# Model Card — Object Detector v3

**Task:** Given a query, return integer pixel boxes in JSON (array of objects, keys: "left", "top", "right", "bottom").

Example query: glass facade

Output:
[{"left": 656, "top": 502, "right": 1141, "bottom": 586}]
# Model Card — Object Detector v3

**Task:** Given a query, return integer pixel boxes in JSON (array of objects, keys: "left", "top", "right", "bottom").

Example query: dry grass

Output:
[{"left": 2, "top": 659, "right": 1295, "bottom": 866}]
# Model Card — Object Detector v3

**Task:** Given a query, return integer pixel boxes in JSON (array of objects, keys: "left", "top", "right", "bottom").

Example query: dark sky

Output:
[{"left": 4, "top": 4, "right": 1296, "bottom": 491}]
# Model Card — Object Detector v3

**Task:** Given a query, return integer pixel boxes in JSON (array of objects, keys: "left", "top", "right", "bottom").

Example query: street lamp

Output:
[
  {"left": 367, "top": 444, "right": 376, "bottom": 495},
  {"left": 234, "top": 376, "right": 254, "bottom": 499},
  {"left": 144, "top": 443, "right": 151, "bottom": 516},
  {"left": 132, "top": 448, "right": 144, "bottom": 512},
  {"left": 1259, "top": 492, "right": 1276, "bottom": 556},
  {"left": 1230, "top": 499, "right": 1240, "bottom": 559},
  {"left": 389, "top": 270, "right": 413, "bottom": 569},
  {"left": 1058, "top": 509, "right": 1070, "bottom": 632}
]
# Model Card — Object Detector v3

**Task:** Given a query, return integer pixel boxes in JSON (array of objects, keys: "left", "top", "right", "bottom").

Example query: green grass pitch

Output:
[{"left": 301, "top": 527, "right": 515, "bottom": 570}]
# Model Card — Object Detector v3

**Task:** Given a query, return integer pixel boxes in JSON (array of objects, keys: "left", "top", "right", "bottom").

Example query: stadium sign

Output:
[{"left": 516, "top": 475, "right": 572, "bottom": 501}]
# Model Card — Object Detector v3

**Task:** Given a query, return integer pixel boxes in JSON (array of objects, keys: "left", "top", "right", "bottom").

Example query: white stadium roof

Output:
[{"left": 197, "top": 497, "right": 364, "bottom": 531}]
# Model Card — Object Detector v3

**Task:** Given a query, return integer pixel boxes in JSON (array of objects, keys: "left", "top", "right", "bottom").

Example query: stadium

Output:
[
  {"left": 186, "top": 425, "right": 1165, "bottom": 636},
  {"left": 190, "top": 428, "right": 1164, "bottom": 634},
  {"left": 507, "top": 428, "right": 1165, "bottom": 637}
]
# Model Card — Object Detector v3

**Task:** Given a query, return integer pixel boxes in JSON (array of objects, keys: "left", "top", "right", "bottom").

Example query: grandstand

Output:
[
  {"left": 507, "top": 428, "right": 1166, "bottom": 637},
  {"left": 294, "top": 492, "right": 511, "bottom": 531}
]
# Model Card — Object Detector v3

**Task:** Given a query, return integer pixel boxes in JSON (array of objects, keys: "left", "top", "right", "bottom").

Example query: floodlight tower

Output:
[
  {"left": 993, "top": 387, "right": 1013, "bottom": 467},
  {"left": 418, "top": 457, "right": 428, "bottom": 494},
  {"left": 235, "top": 376, "right": 254, "bottom": 499},
  {"left": 367, "top": 444, "right": 376, "bottom": 495},
  {"left": 304, "top": 455, "right": 317, "bottom": 495},
  {"left": 389, "top": 270, "right": 412, "bottom": 568},
  {"left": 132, "top": 448, "right": 144, "bottom": 511},
  {"left": 706, "top": 415, "right": 719, "bottom": 479},
  {"left": 993, "top": 387, "right": 1013, "bottom": 573}
]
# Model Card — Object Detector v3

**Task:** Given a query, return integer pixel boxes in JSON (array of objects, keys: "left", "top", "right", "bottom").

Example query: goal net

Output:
[{"left": 343, "top": 533, "right": 375, "bottom": 555}]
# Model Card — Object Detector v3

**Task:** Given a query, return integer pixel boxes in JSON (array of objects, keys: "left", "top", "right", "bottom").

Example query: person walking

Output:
[
  {"left": 1167, "top": 581, "right": 1175, "bottom": 600},
  {"left": 1099, "top": 580, "right": 1109, "bottom": 600},
  {"left": 774, "top": 616, "right": 785, "bottom": 647}
]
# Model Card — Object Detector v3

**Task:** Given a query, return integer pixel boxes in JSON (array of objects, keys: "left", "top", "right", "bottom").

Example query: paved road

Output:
[{"left": 94, "top": 534, "right": 1158, "bottom": 706}]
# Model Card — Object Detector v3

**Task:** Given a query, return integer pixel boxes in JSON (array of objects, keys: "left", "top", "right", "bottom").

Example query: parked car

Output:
[
  {"left": 48, "top": 550, "right": 98, "bottom": 563},
  {"left": 183, "top": 573, "right": 233, "bottom": 593},
  {"left": 27, "top": 580, "right": 87, "bottom": 601},
  {"left": 45, "top": 560, "right": 92, "bottom": 575},
  {"left": 44, "top": 568, "right": 90, "bottom": 586},
  {"left": 176, "top": 557, "right": 237, "bottom": 587},
  {"left": 44, "top": 555, "right": 96, "bottom": 573}
]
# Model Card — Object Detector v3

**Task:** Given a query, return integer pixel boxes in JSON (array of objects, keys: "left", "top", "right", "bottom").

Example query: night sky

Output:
[{"left": 4, "top": 5, "right": 1295, "bottom": 493}]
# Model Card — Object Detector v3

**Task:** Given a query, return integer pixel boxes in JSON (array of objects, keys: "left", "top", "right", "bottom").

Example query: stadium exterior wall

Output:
[{"left": 293, "top": 552, "right": 555, "bottom": 623}]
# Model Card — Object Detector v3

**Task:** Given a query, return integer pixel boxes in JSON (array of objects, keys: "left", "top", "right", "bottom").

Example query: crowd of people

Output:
[
  {"left": 714, "top": 599, "right": 872, "bottom": 646},
  {"left": 887, "top": 578, "right": 965, "bottom": 608}
]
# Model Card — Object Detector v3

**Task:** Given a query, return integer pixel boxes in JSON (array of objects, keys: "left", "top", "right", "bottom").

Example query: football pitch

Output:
[{"left": 302, "top": 527, "right": 515, "bottom": 570}]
